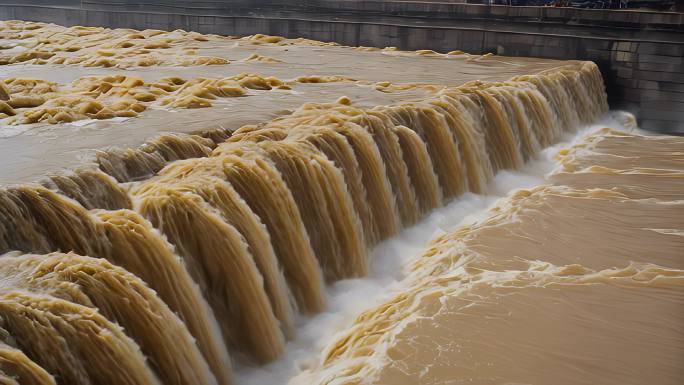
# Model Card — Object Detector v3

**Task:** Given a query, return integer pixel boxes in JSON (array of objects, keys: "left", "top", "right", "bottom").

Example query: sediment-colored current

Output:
[
  {"left": 293, "top": 123, "right": 684, "bottom": 385},
  {"left": 0, "top": 19, "right": 679, "bottom": 385}
]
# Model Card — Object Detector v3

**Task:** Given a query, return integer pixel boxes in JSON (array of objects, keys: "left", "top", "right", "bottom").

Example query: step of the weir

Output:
[{"left": 0, "top": 1, "right": 682, "bottom": 133}]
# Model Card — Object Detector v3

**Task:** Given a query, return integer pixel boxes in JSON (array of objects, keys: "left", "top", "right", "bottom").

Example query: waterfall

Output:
[{"left": 0, "top": 61, "right": 608, "bottom": 385}]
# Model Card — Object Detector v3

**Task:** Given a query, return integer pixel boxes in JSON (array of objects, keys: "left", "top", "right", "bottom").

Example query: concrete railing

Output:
[{"left": 0, "top": 0, "right": 682, "bottom": 133}]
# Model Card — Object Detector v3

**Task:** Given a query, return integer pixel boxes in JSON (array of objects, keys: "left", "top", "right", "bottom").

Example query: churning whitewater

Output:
[
  {"left": 235, "top": 114, "right": 637, "bottom": 385},
  {"left": 295, "top": 121, "right": 684, "bottom": 385},
  {"left": 2, "top": 19, "right": 681, "bottom": 385}
]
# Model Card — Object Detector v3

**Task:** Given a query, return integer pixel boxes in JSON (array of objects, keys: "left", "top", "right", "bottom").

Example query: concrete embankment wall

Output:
[{"left": 1, "top": 0, "right": 683, "bottom": 133}]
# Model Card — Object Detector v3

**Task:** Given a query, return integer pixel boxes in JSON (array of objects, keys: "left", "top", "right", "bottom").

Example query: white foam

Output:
[
  {"left": 67, "top": 116, "right": 131, "bottom": 127},
  {"left": 235, "top": 113, "right": 634, "bottom": 385}
]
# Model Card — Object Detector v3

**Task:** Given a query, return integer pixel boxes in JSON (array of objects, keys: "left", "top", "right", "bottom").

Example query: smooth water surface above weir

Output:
[{"left": 0, "top": 19, "right": 682, "bottom": 385}]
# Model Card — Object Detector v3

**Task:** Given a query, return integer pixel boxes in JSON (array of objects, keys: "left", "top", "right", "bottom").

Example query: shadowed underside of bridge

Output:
[{"left": 0, "top": 0, "right": 683, "bottom": 133}]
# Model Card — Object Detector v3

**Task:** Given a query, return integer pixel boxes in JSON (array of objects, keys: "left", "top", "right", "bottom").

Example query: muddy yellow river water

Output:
[
  {"left": 294, "top": 128, "right": 684, "bottom": 385},
  {"left": 0, "top": 20, "right": 680, "bottom": 385}
]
